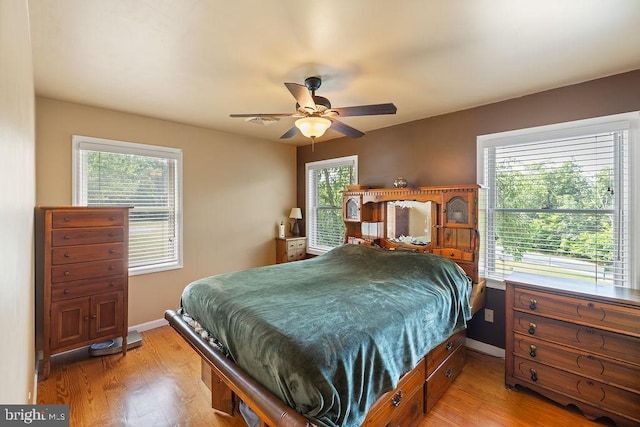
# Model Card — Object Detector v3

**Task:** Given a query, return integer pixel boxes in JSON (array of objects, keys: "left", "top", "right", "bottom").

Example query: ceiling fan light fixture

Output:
[{"left": 295, "top": 116, "right": 331, "bottom": 138}]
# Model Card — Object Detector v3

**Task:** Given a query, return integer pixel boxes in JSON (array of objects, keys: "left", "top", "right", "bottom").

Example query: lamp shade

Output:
[
  {"left": 295, "top": 117, "right": 331, "bottom": 138},
  {"left": 289, "top": 207, "right": 302, "bottom": 219}
]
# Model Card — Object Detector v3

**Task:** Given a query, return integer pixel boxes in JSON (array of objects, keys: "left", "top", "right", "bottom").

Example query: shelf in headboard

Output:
[{"left": 342, "top": 184, "right": 483, "bottom": 284}]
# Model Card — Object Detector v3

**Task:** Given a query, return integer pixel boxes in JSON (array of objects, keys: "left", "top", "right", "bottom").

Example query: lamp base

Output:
[{"left": 292, "top": 220, "right": 300, "bottom": 237}]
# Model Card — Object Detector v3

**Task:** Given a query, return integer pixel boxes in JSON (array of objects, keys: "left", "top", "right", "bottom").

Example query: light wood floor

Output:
[{"left": 38, "top": 326, "right": 613, "bottom": 426}]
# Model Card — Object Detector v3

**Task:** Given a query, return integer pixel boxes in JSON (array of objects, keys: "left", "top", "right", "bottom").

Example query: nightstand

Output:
[{"left": 275, "top": 237, "right": 307, "bottom": 264}]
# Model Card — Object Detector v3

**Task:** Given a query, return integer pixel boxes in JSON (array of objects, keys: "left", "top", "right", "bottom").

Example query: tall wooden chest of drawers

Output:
[
  {"left": 36, "top": 207, "right": 130, "bottom": 378},
  {"left": 505, "top": 272, "right": 640, "bottom": 426}
]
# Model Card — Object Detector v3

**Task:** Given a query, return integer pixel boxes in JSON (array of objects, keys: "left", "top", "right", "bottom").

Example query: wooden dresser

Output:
[
  {"left": 275, "top": 236, "right": 307, "bottom": 263},
  {"left": 36, "top": 206, "right": 130, "bottom": 378},
  {"left": 505, "top": 273, "right": 640, "bottom": 426}
]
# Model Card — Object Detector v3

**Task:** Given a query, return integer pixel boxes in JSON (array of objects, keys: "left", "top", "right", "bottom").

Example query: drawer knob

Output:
[
  {"left": 108, "top": 266, "right": 115, "bottom": 270},
  {"left": 529, "top": 299, "right": 537, "bottom": 310},
  {"left": 109, "top": 232, "right": 116, "bottom": 237},
  {"left": 445, "top": 368, "right": 453, "bottom": 378},
  {"left": 64, "top": 235, "right": 71, "bottom": 240},
  {"left": 391, "top": 391, "right": 402, "bottom": 407},
  {"left": 64, "top": 271, "right": 70, "bottom": 276},
  {"left": 91, "top": 314, "right": 97, "bottom": 319},
  {"left": 83, "top": 316, "right": 89, "bottom": 321},
  {"left": 530, "top": 368, "right": 537, "bottom": 382},
  {"left": 109, "top": 216, "right": 115, "bottom": 220},
  {"left": 528, "top": 323, "right": 537, "bottom": 335},
  {"left": 449, "top": 251, "right": 455, "bottom": 257},
  {"left": 64, "top": 216, "right": 70, "bottom": 222},
  {"left": 63, "top": 289, "right": 70, "bottom": 294},
  {"left": 109, "top": 282, "right": 115, "bottom": 287},
  {"left": 109, "top": 249, "right": 116, "bottom": 254},
  {"left": 529, "top": 345, "right": 537, "bottom": 358},
  {"left": 63, "top": 253, "right": 70, "bottom": 258},
  {"left": 445, "top": 341, "right": 453, "bottom": 350}
]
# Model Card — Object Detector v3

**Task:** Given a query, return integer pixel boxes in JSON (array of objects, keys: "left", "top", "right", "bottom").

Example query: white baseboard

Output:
[
  {"left": 129, "top": 318, "right": 168, "bottom": 333},
  {"left": 465, "top": 338, "right": 505, "bottom": 358},
  {"left": 30, "top": 361, "right": 38, "bottom": 404}
]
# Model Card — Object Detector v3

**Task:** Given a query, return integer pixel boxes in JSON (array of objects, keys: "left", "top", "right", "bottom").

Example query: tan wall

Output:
[
  {"left": 0, "top": 0, "right": 36, "bottom": 403},
  {"left": 297, "top": 69, "right": 640, "bottom": 205},
  {"left": 36, "top": 98, "right": 297, "bottom": 326}
]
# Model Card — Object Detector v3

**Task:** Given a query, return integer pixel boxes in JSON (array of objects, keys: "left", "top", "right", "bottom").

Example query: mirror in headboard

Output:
[
  {"left": 342, "top": 185, "right": 482, "bottom": 284},
  {"left": 386, "top": 200, "right": 433, "bottom": 246}
]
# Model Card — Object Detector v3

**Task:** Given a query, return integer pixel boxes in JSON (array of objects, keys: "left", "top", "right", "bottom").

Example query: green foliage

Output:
[
  {"left": 496, "top": 159, "right": 613, "bottom": 265},
  {"left": 86, "top": 151, "right": 171, "bottom": 206},
  {"left": 312, "top": 165, "right": 354, "bottom": 247}
]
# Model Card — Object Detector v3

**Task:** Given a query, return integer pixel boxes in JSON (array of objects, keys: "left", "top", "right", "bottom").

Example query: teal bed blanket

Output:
[{"left": 180, "top": 244, "right": 472, "bottom": 427}]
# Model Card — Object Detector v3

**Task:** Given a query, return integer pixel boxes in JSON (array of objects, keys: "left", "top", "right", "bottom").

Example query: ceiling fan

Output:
[{"left": 230, "top": 76, "right": 397, "bottom": 141}]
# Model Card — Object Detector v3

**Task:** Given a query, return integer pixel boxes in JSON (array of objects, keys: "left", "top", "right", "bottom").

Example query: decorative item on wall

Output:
[
  {"left": 289, "top": 208, "right": 302, "bottom": 236},
  {"left": 393, "top": 177, "right": 408, "bottom": 188}
]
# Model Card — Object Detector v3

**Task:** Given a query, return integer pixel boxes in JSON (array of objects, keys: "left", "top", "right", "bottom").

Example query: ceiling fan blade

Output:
[
  {"left": 329, "top": 118, "right": 365, "bottom": 138},
  {"left": 284, "top": 82, "right": 315, "bottom": 111},
  {"left": 280, "top": 126, "right": 298, "bottom": 139},
  {"left": 230, "top": 113, "right": 292, "bottom": 118},
  {"left": 330, "top": 103, "right": 397, "bottom": 117}
]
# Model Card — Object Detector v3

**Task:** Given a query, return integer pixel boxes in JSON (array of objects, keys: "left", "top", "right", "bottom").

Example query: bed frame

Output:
[
  {"left": 165, "top": 184, "right": 485, "bottom": 426},
  {"left": 165, "top": 310, "right": 468, "bottom": 427}
]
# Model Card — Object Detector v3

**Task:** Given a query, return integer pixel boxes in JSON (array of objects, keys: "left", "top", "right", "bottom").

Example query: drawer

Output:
[
  {"left": 286, "top": 248, "right": 306, "bottom": 261},
  {"left": 286, "top": 239, "right": 306, "bottom": 251},
  {"left": 512, "top": 356, "right": 640, "bottom": 422},
  {"left": 52, "top": 227, "right": 124, "bottom": 246},
  {"left": 51, "top": 242, "right": 124, "bottom": 265},
  {"left": 51, "top": 210, "right": 125, "bottom": 228},
  {"left": 51, "top": 276, "right": 125, "bottom": 301},
  {"left": 426, "top": 330, "right": 465, "bottom": 377},
  {"left": 425, "top": 345, "right": 465, "bottom": 412},
  {"left": 512, "top": 333, "right": 640, "bottom": 392},
  {"left": 364, "top": 359, "right": 425, "bottom": 427},
  {"left": 513, "top": 287, "right": 639, "bottom": 336},
  {"left": 364, "top": 387, "right": 424, "bottom": 427},
  {"left": 513, "top": 313, "right": 640, "bottom": 365},
  {"left": 432, "top": 248, "right": 473, "bottom": 262},
  {"left": 51, "top": 259, "right": 124, "bottom": 283}
]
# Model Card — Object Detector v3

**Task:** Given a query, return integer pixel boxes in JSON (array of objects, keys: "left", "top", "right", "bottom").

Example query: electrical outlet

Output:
[{"left": 484, "top": 308, "right": 494, "bottom": 323}]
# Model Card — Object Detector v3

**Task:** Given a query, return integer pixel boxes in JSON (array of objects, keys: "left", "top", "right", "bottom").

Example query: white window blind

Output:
[
  {"left": 478, "top": 115, "right": 635, "bottom": 287},
  {"left": 305, "top": 156, "right": 357, "bottom": 255},
  {"left": 73, "top": 136, "right": 183, "bottom": 275}
]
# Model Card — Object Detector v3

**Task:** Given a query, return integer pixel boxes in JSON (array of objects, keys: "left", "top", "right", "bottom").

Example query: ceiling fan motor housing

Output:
[{"left": 304, "top": 76, "right": 322, "bottom": 92}]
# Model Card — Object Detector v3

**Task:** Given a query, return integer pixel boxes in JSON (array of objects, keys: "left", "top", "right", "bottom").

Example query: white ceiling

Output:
[{"left": 28, "top": 0, "right": 640, "bottom": 145}]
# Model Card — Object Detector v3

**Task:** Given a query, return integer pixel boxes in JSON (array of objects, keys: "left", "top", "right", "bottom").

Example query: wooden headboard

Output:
[{"left": 342, "top": 184, "right": 482, "bottom": 284}]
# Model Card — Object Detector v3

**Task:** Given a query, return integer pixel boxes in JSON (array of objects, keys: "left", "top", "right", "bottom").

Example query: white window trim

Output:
[
  {"left": 305, "top": 155, "right": 358, "bottom": 256},
  {"left": 477, "top": 112, "right": 639, "bottom": 290},
  {"left": 72, "top": 135, "right": 184, "bottom": 276}
]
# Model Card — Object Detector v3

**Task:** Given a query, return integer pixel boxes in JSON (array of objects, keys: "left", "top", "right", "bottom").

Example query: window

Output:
[
  {"left": 73, "top": 136, "right": 183, "bottom": 275},
  {"left": 477, "top": 112, "right": 638, "bottom": 289},
  {"left": 306, "top": 155, "right": 357, "bottom": 255}
]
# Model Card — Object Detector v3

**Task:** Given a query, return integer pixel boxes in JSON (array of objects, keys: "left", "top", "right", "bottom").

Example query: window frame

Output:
[
  {"left": 72, "top": 135, "right": 183, "bottom": 276},
  {"left": 305, "top": 155, "right": 358, "bottom": 256},
  {"left": 477, "top": 112, "right": 639, "bottom": 290}
]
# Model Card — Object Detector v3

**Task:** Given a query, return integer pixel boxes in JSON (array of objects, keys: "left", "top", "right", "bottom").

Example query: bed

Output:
[
  {"left": 165, "top": 184, "right": 483, "bottom": 427},
  {"left": 165, "top": 185, "right": 485, "bottom": 427}
]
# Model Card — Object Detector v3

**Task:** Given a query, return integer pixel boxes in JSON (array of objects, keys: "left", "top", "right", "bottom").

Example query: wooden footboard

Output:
[
  {"left": 165, "top": 309, "right": 466, "bottom": 427},
  {"left": 165, "top": 310, "right": 310, "bottom": 426}
]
